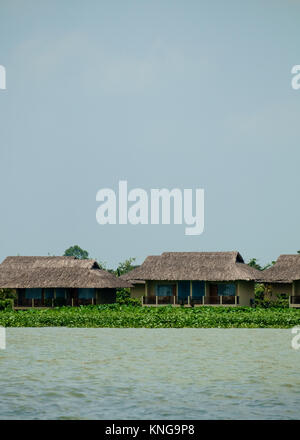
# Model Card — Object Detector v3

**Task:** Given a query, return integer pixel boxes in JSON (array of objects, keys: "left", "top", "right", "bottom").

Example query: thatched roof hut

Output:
[
  {"left": 258, "top": 255, "right": 300, "bottom": 283},
  {"left": 121, "top": 251, "right": 261, "bottom": 282},
  {"left": 0, "top": 256, "right": 131, "bottom": 289}
]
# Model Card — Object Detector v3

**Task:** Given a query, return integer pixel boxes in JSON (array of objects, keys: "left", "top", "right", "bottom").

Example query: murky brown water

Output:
[{"left": 0, "top": 328, "right": 299, "bottom": 419}]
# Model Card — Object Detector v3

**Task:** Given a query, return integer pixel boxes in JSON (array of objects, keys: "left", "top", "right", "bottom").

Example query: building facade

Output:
[
  {"left": 0, "top": 256, "right": 131, "bottom": 308},
  {"left": 121, "top": 252, "right": 260, "bottom": 306},
  {"left": 258, "top": 255, "right": 300, "bottom": 307}
]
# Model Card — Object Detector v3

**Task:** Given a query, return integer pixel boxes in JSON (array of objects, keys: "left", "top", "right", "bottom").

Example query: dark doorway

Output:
[
  {"left": 66, "top": 288, "right": 78, "bottom": 306},
  {"left": 18, "top": 289, "right": 25, "bottom": 306},
  {"left": 178, "top": 281, "right": 190, "bottom": 304},
  {"left": 209, "top": 284, "right": 219, "bottom": 304}
]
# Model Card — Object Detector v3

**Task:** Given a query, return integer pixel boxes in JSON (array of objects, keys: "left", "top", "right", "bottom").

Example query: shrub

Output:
[
  {"left": 116, "top": 289, "right": 141, "bottom": 306},
  {"left": 254, "top": 294, "right": 289, "bottom": 309},
  {"left": 253, "top": 284, "right": 289, "bottom": 308},
  {"left": 0, "top": 289, "right": 17, "bottom": 300},
  {"left": 118, "top": 297, "right": 142, "bottom": 307},
  {"left": 116, "top": 289, "right": 142, "bottom": 307},
  {"left": 0, "top": 299, "right": 13, "bottom": 310}
]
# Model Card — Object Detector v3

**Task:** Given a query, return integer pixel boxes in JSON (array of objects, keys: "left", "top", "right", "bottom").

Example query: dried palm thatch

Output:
[
  {"left": 0, "top": 256, "right": 131, "bottom": 289},
  {"left": 258, "top": 255, "right": 300, "bottom": 283},
  {"left": 121, "top": 251, "right": 261, "bottom": 282}
]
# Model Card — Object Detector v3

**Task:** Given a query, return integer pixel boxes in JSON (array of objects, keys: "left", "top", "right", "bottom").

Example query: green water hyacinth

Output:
[{"left": 0, "top": 305, "right": 300, "bottom": 328}]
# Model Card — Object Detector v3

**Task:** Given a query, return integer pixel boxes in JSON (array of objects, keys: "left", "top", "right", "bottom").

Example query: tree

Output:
[
  {"left": 115, "top": 257, "right": 137, "bottom": 276},
  {"left": 248, "top": 258, "right": 274, "bottom": 271},
  {"left": 248, "top": 258, "right": 276, "bottom": 304},
  {"left": 248, "top": 258, "right": 263, "bottom": 271},
  {"left": 63, "top": 245, "right": 89, "bottom": 260}
]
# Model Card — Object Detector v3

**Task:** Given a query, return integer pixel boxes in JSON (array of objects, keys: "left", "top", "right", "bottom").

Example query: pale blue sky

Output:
[{"left": 0, "top": 0, "right": 300, "bottom": 268}]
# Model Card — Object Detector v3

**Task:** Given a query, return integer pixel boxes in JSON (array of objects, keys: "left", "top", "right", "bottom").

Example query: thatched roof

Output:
[
  {"left": 121, "top": 252, "right": 260, "bottom": 282},
  {"left": 258, "top": 255, "right": 300, "bottom": 283},
  {"left": 0, "top": 256, "right": 131, "bottom": 289}
]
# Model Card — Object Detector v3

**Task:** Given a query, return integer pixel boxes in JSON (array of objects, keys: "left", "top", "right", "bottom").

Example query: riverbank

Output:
[{"left": 0, "top": 304, "right": 300, "bottom": 328}]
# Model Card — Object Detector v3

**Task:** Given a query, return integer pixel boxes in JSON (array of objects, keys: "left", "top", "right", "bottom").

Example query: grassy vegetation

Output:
[{"left": 0, "top": 304, "right": 300, "bottom": 328}]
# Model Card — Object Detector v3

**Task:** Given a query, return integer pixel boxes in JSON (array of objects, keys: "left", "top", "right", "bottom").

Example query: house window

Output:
[
  {"left": 156, "top": 284, "right": 174, "bottom": 297},
  {"left": 218, "top": 284, "right": 236, "bottom": 296},
  {"left": 192, "top": 281, "right": 205, "bottom": 298},
  {"left": 25, "top": 288, "right": 42, "bottom": 299},
  {"left": 55, "top": 288, "right": 66, "bottom": 299},
  {"left": 78, "top": 288, "right": 95, "bottom": 299},
  {"left": 45, "top": 289, "right": 54, "bottom": 299},
  {"left": 178, "top": 281, "right": 190, "bottom": 299}
]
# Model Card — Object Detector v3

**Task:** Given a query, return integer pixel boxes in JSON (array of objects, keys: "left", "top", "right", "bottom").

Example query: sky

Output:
[{"left": 0, "top": 0, "right": 300, "bottom": 268}]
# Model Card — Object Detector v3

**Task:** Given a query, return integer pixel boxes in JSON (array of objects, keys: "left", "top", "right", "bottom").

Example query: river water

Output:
[{"left": 0, "top": 328, "right": 299, "bottom": 419}]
